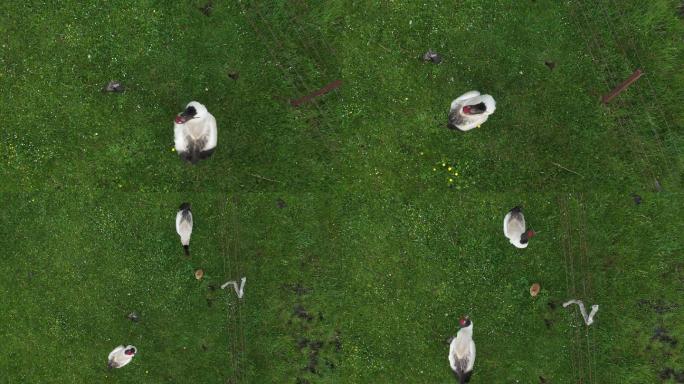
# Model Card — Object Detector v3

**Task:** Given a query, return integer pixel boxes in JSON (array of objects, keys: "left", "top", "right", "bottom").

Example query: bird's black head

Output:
[
  {"left": 175, "top": 106, "right": 198, "bottom": 124},
  {"left": 520, "top": 230, "right": 536, "bottom": 244},
  {"left": 179, "top": 202, "right": 191, "bottom": 211},
  {"left": 462, "top": 102, "right": 487, "bottom": 115},
  {"left": 459, "top": 316, "right": 471, "bottom": 328},
  {"left": 183, "top": 106, "right": 197, "bottom": 118},
  {"left": 124, "top": 347, "right": 136, "bottom": 355}
]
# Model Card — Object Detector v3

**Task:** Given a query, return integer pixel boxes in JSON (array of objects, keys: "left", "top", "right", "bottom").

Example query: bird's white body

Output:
[
  {"left": 108, "top": 345, "right": 136, "bottom": 369},
  {"left": 449, "top": 323, "right": 476, "bottom": 382},
  {"left": 503, "top": 208, "right": 527, "bottom": 248},
  {"left": 174, "top": 101, "right": 217, "bottom": 163},
  {"left": 448, "top": 91, "right": 496, "bottom": 131},
  {"left": 176, "top": 208, "right": 193, "bottom": 247}
]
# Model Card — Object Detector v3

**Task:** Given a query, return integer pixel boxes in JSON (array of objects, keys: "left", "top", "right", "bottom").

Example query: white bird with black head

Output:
[
  {"left": 176, "top": 202, "right": 193, "bottom": 256},
  {"left": 449, "top": 316, "right": 476, "bottom": 383},
  {"left": 447, "top": 91, "right": 496, "bottom": 132},
  {"left": 503, "top": 206, "right": 535, "bottom": 249},
  {"left": 174, "top": 101, "right": 217, "bottom": 164},
  {"left": 107, "top": 345, "right": 137, "bottom": 369}
]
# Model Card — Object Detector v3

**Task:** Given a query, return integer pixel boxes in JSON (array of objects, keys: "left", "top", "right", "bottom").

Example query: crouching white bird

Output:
[
  {"left": 449, "top": 316, "right": 476, "bottom": 383},
  {"left": 174, "top": 101, "right": 217, "bottom": 164},
  {"left": 176, "top": 202, "right": 193, "bottom": 256},
  {"left": 447, "top": 91, "right": 496, "bottom": 131},
  {"left": 503, "top": 206, "right": 535, "bottom": 248},
  {"left": 107, "top": 345, "right": 137, "bottom": 369}
]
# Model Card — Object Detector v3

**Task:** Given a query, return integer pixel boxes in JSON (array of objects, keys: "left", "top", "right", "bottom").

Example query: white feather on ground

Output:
[
  {"left": 221, "top": 277, "right": 246, "bottom": 298},
  {"left": 563, "top": 299, "right": 599, "bottom": 325}
]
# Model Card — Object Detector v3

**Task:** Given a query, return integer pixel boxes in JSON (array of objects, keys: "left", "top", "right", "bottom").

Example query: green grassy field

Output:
[{"left": 1, "top": 1, "right": 683, "bottom": 383}]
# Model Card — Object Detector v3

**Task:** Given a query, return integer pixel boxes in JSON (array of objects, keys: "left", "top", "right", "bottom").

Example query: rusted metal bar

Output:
[
  {"left": 290, "top": 79, "right": 342, "bottom": 107},
  {"left": 602, "top": 69, "right": 643, "bottom": 104}
]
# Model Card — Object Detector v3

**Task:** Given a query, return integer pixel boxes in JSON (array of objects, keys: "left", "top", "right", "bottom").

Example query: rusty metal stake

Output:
[
  {"left": 290, "top": 79, "right": 342, "bottom": 107},
  {"left": 602, "top": 69, "right": 643, "bottom": 104}
]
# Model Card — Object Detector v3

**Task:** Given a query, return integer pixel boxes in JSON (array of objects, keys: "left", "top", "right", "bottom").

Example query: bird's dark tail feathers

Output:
[
  {"left": 452, "top": 370, "right": 473, "bottom": 383},
  {"left": 510, "top": 205, "right": 523, "bottom": 213},
  {"left": 183, "top": 245, "right": 190, "bottom": 256},
  {"left": 186, "top": 136, "right": 207, "bottom": 165}
]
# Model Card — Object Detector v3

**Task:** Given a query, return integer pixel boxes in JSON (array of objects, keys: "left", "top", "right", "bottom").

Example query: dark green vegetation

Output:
[{"left": 1, "top": 0, "right": 682, "bottom": 383}]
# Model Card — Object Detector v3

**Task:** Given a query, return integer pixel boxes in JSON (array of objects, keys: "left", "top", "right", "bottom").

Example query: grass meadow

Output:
[{"left": 1, "top": 1, "right": 682, "bottom": 383}]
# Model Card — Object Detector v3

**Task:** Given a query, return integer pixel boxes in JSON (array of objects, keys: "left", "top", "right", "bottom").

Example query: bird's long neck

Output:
[
  {"left": 456, "top": 325, "right": 473, "bottom": 348},
  {"left": 185, "top": 118, "right": 206, "bottom": 138}
]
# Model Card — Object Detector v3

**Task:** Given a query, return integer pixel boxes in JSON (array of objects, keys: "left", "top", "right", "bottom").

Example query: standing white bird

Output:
[
  {"left": 503, "top": 206, "right": 535, "bottom": 248},
  {"left": 447, "top": 91, "right": 496, "bottom": 132},
  {"left": 107, "top": 345, "right": 137, "bottom": 369},
  {"left": 449, "top": 316, "right": 476, "bottom": 383},
  {"left": 174, "top": 101, "right": 217, "bottom": 164},
  {"left": 176, "top": 202, "right": 193, "bottom": 256}
]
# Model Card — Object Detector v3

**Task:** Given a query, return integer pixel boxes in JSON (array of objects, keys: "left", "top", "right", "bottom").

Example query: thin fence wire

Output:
[
  {"left": 238, "top": 0, "right": 343, "bottom": 174},
  {"left": 576, "top": 193, "right": 596, "bottom": 384},
  {"left": 600, "top": 0, "right": 682, "bottom": 169},
  {"left": 559, "top": 195, "right": 581, "bottom": 382},
  {"left": 232, "top": 195, "right": 248, "bottom": 384},
  {"left": 241, "top": 1, "right": 340, "bottom": 117},
  {"left": 570, "top": 1, "right": 659, "bottom": 187},
  {"left": 588, "top": 0, "right": 677, "bottom": 180},
  {"left": 220, "top": 196, "right": 239, "bottom": 382},
  {"left": 562, "top": 3, "right": 626, "bottom": 382},
  {"left": 578, "top": 193, "right": 599, "bottom": 384}
]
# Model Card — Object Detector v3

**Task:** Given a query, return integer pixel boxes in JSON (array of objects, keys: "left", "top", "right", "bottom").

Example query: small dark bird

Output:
[
  {"left": 544, "top": 60, "right": 556, "bottom": 70},
  {"left": 175, "top": 203, "right": 193, "bottom": 256},
  {"left": 276, "top": 198, "right": 287, "bottom": 209},
  {"left": 632, "top": 194, "right": 642, "bottom": 205},
  {"left": 423, "top": 50, "right": 442, "bottom": 64},
  {"left": 126, "top": 311, "right": 140, "bottom": 322},
  {"left": 104, "top": 81, "right": 125, "bottom": 93},
  {"left": 228, "top": 71, "right": 240, "bottom": 80}
]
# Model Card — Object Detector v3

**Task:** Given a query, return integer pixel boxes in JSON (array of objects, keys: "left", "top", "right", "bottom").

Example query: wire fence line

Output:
[
  {"left": 232, "top": 195, "right": 248, "bottom": 383},
  {"left": 569, "top": 1, "right": 661, "bottom": 187},
  {"left": 589, "top": 0, "right": 680, "bottom": 180},
  {"left": 239, "top": 1, "right": 341, "bottom": 116},
  {"left": 577, "top": 193, "right": 598, "bottom": 384},
  {"left": 220, "top": 195, "right": 248, "bottom": 383},
  {"left": 219, "top": 196, "right": 237, "bottom": 381},
  {"left": 558, "top": 192, "right": 598, "bottom": 384},
  {"left": 558, "top": 196, "right": 581, "bottom": 382},
  {"left": 557, "top": 1, "right": 680, "bottom": 381}
]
